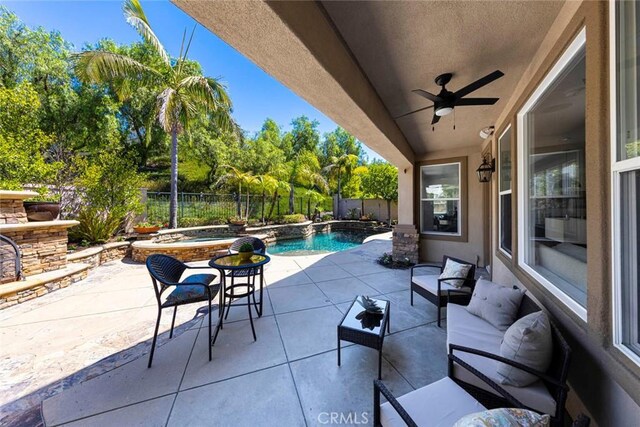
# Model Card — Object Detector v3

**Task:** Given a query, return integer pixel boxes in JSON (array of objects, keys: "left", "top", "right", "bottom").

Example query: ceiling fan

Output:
[{"left": 396, "top": 70, "right": 505, "bottom": 125}]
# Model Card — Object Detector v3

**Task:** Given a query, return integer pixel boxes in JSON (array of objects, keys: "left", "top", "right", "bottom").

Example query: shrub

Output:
[
  {"left": 377, "top": 252, "right": 413, "bottom": 269},
  {"left": 179, "top": 217, "right": 223, "bottom": 227},
  {"left": 321, "top": 214, "right": 333, "bottom": 221},
  {"left": 280, "top": 214, "right": 306, "bottom": 224},
  {"left": 69, "top": 208, "right": 121, "bottom": 244}
]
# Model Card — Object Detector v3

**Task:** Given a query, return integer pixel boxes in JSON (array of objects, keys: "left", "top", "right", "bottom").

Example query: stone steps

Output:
[{"left": 0, "top": 262, "right": 91, "bottom": 308}]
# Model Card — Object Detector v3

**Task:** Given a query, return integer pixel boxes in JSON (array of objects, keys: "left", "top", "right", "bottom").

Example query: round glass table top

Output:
[{"left": 208, "top": 253, "right": 270, "bottom": 269}]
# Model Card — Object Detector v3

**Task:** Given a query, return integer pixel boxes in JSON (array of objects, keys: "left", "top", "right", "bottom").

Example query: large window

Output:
[
  {"left": 420, "top": 162, "right": 461, "bottom": 235},
  {"left": 499, "top": 126, "right": 513, "bottom": 256},
  {"left": 518, "top": 29, "right": 587, "bottom": 319},
  {"left": 613, "top": 1, "right": 640, "bottom": 363}
]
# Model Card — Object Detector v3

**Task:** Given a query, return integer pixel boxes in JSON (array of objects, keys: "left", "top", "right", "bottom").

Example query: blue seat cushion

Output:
[{"left": 164, "top": 274, "right": 218, "bottom": 306}]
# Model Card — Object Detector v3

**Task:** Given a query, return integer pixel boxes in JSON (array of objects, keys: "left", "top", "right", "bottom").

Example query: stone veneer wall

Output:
[
  {"left": 2, "top": 227, "right": 69, "bottom": 275},
  {"left": 392, "top": 224, "right": 419, "bottom": 264},
  {"left": 0, "top": 198, "right": 28, "bottom": 224}
]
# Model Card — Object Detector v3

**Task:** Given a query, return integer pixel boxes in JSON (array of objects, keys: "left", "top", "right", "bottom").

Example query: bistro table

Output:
[{"left": 208, "top": 253, "right": 270, "bottom": 345}]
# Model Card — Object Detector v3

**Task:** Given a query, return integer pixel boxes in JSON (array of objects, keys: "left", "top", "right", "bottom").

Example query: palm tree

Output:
[
  {"left": 216, "top": 165, "right": 254, "bottom": 219},
  {"left": 284, "top": 151, "right": 328, "bottom": 214},
  {"left": 73, "top": 0, "right": 233, "bottom": 228},
  {"left": 303, "top": 188, "right": 324, "bottom": 219},
  {"left": 323, "top": 153, "right": 359, "bottom": 219},
  {"left": 253, "top": 174, "right": 279, "bottom": 224}
]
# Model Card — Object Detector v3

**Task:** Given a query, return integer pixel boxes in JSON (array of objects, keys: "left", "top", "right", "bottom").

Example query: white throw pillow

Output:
[
  {"left": 466, "top": 279, "right": 524, "bottom": 331},
  {"left": 453, "top": 408, "right": 550, "bottom": 427},
  {"left": 439, "top": 259, "right": 472, "bottom": 288},
  {"left": 497, "top": 311, "right": 553, "bottom": 387}
]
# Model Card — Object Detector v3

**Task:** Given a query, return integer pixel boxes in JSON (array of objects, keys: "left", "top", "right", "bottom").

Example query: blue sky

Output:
[{"left": 2, "top": 0, "right": 382, "bottom": 161}]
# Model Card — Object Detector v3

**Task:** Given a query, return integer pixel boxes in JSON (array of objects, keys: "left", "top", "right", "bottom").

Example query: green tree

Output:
[
  {"left": 73, "top": 0, "right": 234, "bottom": 228},
  {"left": 361, "top": 161, "right": 398, "bottom": 225},
  {"left": 286, "top": 116, "right": 320, "bottom": 158},
  {"left": 216, "top": 165, "right": 255, "bottom": 219},
  {"left": 322, "top": 153, "right": 359, "bottom": 218},
  {"left": 0, "top": 83, "right": 59, "bottom": 188},
  {"left": 282, "top": 151, "right": 328, "bottom": 214}
]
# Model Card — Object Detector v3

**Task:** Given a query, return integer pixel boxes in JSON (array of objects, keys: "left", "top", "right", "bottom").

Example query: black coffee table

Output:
[{"left": 337, "top": 296, "right": 390, "bottom": 379}]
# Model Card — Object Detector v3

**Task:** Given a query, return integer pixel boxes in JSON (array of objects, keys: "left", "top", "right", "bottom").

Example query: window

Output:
[
  {"left": 518, "top": 28, "right": 587, "bottom": 319},
  {"left": 420, "top": 162, "right": 461, "bottom": 235},
  {"left": 499, "top": 126, "right": 513, "bottom": 256},
  {"left": 613, "top": 1, "right": 640, "bottom": 363}
]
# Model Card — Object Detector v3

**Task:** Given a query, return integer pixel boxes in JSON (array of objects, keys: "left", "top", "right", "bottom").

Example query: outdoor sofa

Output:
[{"left": 446, "top": 283, "right": 571, "bottom": 426}]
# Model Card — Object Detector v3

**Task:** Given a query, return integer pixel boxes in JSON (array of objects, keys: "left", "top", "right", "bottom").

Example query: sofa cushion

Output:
[
  {"left": 453, "top": 408, "right": 550, "bottom": 427},
  {"left": 380, "top": 377, "right": 486, "bottom": 427},
  {"left": 497, "top": 311, "right": 553, "bottom": 387},
  {"left": 466, "top": 279, "right": 524, "bottom": 331},
  {"left": 447, "top": 304, "right": 557, "bottom": 415},
  {"left": 412, "top": 274, "right": 472, "bottom": 296},
  {"left": 440, "top": 259, "right": 472, "bottom": 288}
]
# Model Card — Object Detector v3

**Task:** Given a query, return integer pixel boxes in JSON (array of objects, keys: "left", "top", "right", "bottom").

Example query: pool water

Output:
[{"left": 268, "top": 231, "right": 367, "bottom": 256}]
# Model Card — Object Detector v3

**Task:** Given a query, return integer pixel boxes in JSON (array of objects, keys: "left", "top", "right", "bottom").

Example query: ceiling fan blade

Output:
[
  {"left": 454, "top": 70, "right": 504, "bottom": 99},
  {"left": 395, "top": 104, "right": 434, "bottom": 119},
  {"left": 455, "top": 97, "right": 499, "bottom": 106},
  {"left": 431, "top": 113, "right": 440, "bottom": 125},
  {"left": 412, "top": 89, "right": 440, "bottom": 102}
]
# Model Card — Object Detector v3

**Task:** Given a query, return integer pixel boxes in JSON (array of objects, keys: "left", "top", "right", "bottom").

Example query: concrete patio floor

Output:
[{"left": 1, "top": 234, "right": 448, "bottom": 426}]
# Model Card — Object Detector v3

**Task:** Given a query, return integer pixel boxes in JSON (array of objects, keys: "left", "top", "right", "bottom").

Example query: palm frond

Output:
[
  {"left": 157, "top": 87, "right": 179, "bottom": 133},
  {"left": 73, "top": 51, "right": 160, "bottom": 93},
  {"left": 123, "top": 0, "right": 169, "bottom": 65}
]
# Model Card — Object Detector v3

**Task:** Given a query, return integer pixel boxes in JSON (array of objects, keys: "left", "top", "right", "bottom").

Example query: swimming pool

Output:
[{"left": 268, "top": 231, "right": 368, "bottom": 256}]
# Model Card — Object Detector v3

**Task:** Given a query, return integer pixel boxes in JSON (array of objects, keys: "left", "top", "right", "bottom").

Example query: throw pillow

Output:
[
  {"left": 497, "top": 311, "right": 553, "bottom": 387},
  {"left": 453, "top": 408, "right": 550, "bottom": 427},
  {"left": 466, "top": 279, "right": 524, "bottom": 331},
  {"left": 439, "top": 259, "right": 472, "bottom": 288}
]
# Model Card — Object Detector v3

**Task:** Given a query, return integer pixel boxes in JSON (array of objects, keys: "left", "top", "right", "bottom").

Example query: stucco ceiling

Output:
[{"left": 321, "top": 1, "right": 565, "bottom": 156}]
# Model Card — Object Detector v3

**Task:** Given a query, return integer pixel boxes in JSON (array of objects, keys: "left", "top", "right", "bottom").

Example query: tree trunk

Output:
[
  {"left": 245, "top": 189, "right": 250, "bottom": 219},
  {"left": 169, "top": 128, "right": 179, "bottom": 229},
  {"left": 236, "top": 184, "right": 242, "bottom": 218},
  {"left": 261, "top": 191, "right": 266, "bottom": 224},
  {"left": 307, "top": 198, "right": 311, "bottom": 218},
  {"left": 267, "top": 192, "right": 277, "bottom": 220},
  {"left": 289, "top": 183, "right": 295, "bottom": 214},
  {"left": 336, "top": 169, "right": 342, "bottom": 219}
]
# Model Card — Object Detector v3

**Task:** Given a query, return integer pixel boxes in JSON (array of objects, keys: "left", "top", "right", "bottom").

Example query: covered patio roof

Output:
[{"left": 173, "top": 0, "right": 564, "bottom": 162}]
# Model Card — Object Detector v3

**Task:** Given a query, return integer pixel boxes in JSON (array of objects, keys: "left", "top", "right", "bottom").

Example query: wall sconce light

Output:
[{"left": 476, "top": 156, "right": 495, "bottom": 183}]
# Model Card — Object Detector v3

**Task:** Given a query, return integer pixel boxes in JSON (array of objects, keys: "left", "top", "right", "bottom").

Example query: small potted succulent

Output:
[
  {"left": 133, "top": 221, "right": 163, "bottom": 234},
  {"left": 237, "top": 242, "right": 255, "bottom": 262}
]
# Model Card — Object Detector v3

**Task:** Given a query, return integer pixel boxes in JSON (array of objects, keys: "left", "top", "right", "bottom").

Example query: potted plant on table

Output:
[{"left": 237, "top": 242, "right": 255, "bottom": 262}]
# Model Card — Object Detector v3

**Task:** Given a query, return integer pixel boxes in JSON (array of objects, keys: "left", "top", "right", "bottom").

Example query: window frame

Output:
[
  {"left": 419, "top": 161, "right": 463, "bottom": 237},
  {"left": 610, "top": 1, "right": 640, "bottom": 367},
  {"left": 517, "top": 27, "right": 587, "bottom": 321},
  {"left": 498, "top": 124, "right": 513, "bottom": 258}
]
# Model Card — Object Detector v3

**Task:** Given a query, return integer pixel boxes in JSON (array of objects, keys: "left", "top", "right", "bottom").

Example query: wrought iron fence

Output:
[{"left": 145, "top": 192, "right": 332, "bottom": 224}]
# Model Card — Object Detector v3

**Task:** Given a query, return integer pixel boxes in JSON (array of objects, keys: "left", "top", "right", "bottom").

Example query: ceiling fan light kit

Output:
[{"left": 397, "top": 70, "right": 505, "bottom": 127}]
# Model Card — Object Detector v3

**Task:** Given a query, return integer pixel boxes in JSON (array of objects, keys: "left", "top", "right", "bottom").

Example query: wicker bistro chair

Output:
[
  {"left": 146, "top": 254, "right": 220, "bottom": 368},
  {"left": 410, "top": 255, "right": 476, "bottom": 327},
  {"left": 374, "top": 346, "right": 588, "bottom": 426}
]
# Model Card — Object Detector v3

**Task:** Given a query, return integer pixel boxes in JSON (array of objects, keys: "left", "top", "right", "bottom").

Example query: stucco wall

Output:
[
  {"left": 417, "top": 147, "right": 487, "bottom": 266},
  {"left": 489, "top": 1, "right": 640, "bottom": 424}
]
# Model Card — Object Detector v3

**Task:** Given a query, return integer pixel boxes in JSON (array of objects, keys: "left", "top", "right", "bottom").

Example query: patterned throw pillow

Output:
[
  {"left": 439, "top": 259, "right": 472, "bottom": 288},
  {"left": 453, "top": 408, "right": 550, "bottom": 427}
]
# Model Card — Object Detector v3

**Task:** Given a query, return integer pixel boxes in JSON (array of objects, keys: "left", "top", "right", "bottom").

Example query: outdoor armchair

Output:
[
  {"left": 410, "top": 255, "right": 476, "bottom": 327},
  {"left": 146, "top": 254, "right": 220, "bottom": 367}
]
